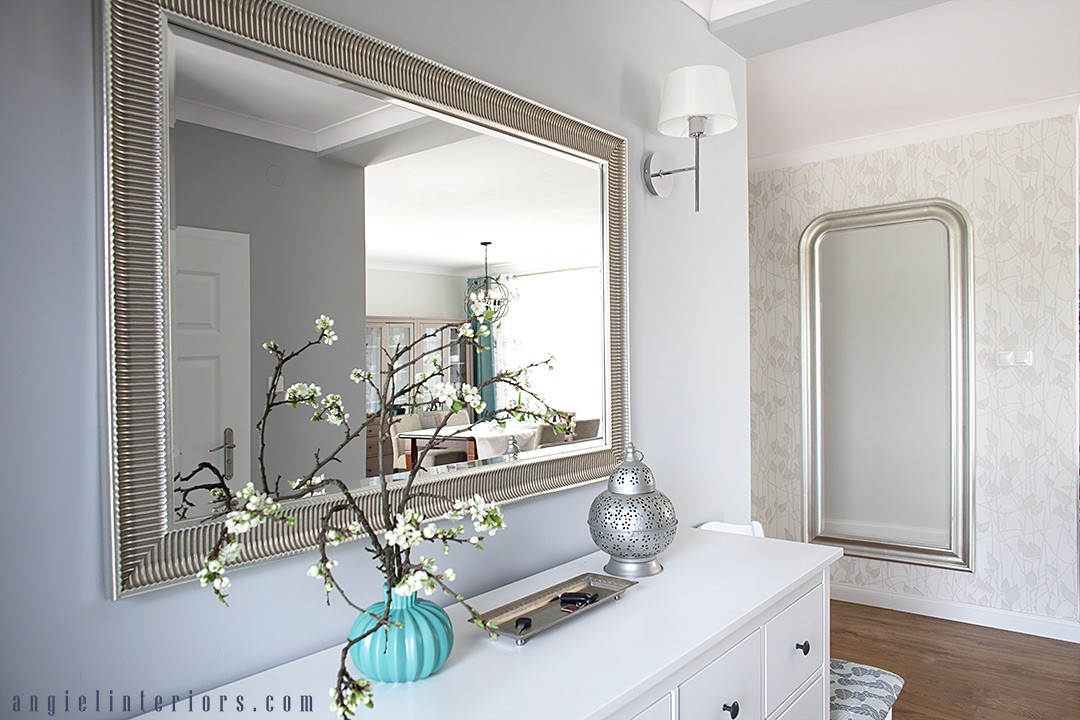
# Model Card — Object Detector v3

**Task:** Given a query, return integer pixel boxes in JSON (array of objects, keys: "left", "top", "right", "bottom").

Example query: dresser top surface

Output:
[{"left": 144, "top": 530, "right": 839, "bottom": 719}]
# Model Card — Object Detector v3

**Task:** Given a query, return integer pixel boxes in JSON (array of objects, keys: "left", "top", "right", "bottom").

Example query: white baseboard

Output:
[{"left": 831, "top": 583, "right": 1080, "bottom": 644}]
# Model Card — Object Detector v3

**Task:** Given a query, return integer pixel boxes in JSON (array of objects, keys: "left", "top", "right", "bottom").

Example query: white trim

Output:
[
  {"left": 749, "top": 94, "right": 1080, "bottom": 174},
  {"left": 831, "top": 583, "right": 1080, "bottom": 644},
  {"left": 175, "top": 97, "right": 315, "bottom": 151}
]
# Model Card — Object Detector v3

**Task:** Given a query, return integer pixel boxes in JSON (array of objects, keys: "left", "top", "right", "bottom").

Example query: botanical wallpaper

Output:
[{"left": 749, "top": 114, "right": 1079, "bottom": 621}]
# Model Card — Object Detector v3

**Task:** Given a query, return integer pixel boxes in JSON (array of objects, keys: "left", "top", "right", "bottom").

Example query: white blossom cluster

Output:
[
  {"left": 325, "top": 520, "right": 361, "bottom": 547},
  {"left": 321, "top": 393, "right": 349, "bottom": 426},
  {"left": 224, "top": 482, "right": 284, "bottom": 534},
  {"left": 449, "top": 494, "right": 506, "bottom": 536},
  {"left": 315, "top": 315, "right": 338, "bottom": 345},
  {"left": 394, "top": 557, "right": 457, "bottom": 597},
  {"left": 457, "top": 322, "right": 490, "bottom": 340},
  {"left": 469, "top": 301, "right": 490, "bottom": 321},
  {"left": 382, "top": 496, "right": 504, "bottom": 559},
  {"left": 329, "top": 677, "right": 374, "bottom": 717},
  {"left": 307, "top": 558, "right": 339, "bottom": 591},
  {"left": 197, "top": 556, "right": 231, "bottom": 596},
  {"left": 349, "top": 368, "right": 373, "bottom": 384},
  {"left": 394, "top": 557, "right": 439, "bottom": 596},
  {"left": 430, "top": 382, "right": 486, "bottom": 413},
  {"left": 285, "top": 382, "right": 321, "bottom": 408},
  {"left": 384, "top": 509, "right": 425, "bottom": 549},
  {"left": 261, "top": 340, "right": 280, "bottom": 354},
  {"left": 218, "top": 541, "right": 242, "bottom": 562}
]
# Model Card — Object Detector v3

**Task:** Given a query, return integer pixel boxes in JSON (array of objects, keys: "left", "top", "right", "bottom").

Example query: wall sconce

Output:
[{"left": 643, "top": 65, "right": 738, "bottom": 212}]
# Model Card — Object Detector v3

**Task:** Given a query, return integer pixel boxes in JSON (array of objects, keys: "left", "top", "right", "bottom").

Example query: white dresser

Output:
[{"left": 149, "top": 529, "right": 840, "bottom": 719}]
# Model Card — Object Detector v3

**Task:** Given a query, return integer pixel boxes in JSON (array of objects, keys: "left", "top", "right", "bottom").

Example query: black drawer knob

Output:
[
  {"left": 795, "top": 640, "right": 811, "bottom": 656},
  {"left": 722, "top": 701, "right": 740, "bottom": 718}
]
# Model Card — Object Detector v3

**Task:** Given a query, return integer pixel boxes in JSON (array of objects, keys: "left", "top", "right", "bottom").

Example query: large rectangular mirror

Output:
[
  {"left": 800, "top": 199, "right": 974, "bottom": 571},
  {"left": 102, "top": 0, "right": 628, "bottom": 597}
]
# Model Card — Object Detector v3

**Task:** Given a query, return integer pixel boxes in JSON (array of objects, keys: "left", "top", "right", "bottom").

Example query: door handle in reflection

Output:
[{"left": 210, "top": 427, "right": 236, "bottom": 480}]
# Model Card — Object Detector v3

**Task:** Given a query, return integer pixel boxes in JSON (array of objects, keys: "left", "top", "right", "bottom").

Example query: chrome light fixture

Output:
[
  {"left": 643, "top": 65, "right": 738, "bottom": 212},
  {"left": 464, "top": 241, "right": 510, "bottom": 322}
]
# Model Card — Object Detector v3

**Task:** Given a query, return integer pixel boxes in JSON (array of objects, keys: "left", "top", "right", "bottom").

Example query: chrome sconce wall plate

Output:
[{"left": 643, "top": 65, "right": 737, "bottom": 212}]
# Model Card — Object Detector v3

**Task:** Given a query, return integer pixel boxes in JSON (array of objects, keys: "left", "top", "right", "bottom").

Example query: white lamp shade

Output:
[{"left": 656, "top": 65, "right": 738, "bottom": 138}]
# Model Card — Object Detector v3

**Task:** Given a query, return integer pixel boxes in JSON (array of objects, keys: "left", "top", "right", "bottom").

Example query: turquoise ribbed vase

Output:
[{"left": 348, "top": 589, "right": 454, "bottom": 683}]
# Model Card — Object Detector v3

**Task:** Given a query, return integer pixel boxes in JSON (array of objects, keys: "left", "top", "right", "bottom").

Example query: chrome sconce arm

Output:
[{"left": 644, "top": 116, "right": 707, "bottom": 211}]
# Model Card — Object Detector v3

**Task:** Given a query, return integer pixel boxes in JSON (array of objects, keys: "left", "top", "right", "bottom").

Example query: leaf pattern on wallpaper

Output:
[{"left": 749, "top": 114, "right": 1078, "bottom": 621}]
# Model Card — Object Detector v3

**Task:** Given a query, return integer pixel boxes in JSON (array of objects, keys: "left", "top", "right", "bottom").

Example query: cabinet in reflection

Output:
[{"left": 364, "top": 317, "right": 472, "bottom": 417}]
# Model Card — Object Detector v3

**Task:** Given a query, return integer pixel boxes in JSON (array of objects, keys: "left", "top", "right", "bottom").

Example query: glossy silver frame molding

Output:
[
  {"left": 102, "top": 0, "right": 629, "bottom": 598},
  {"left": 800, "top": 199, "right": 974, "bottom": 571}
]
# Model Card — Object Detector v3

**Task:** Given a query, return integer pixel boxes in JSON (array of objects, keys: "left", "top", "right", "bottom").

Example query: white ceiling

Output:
[
  {"left": 746, "top": 0, "right": 1080, "bottom": 167},
  {"left": 365, "top": 135, "right": 601, "bottom": 277},
  {"left": 679, "top": 0, "right": 947, "bottom": 56},
  {"left": 168, "top": 26, "right": 601, "bottom": 276}
]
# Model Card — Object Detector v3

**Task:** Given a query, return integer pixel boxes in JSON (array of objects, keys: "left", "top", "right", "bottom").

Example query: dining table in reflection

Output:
[{"left": 398, "top": 421, "right": 542, "bottom": 470}]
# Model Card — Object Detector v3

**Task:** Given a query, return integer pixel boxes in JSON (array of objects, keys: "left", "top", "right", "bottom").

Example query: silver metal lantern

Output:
[{"left": 588, "top": 444, "right": 678, "bottom": 577}]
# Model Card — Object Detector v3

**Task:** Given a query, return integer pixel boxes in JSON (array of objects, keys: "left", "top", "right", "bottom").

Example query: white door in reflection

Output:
[{"left": 169, "top": 226, "right": 251, "bottom": 497}]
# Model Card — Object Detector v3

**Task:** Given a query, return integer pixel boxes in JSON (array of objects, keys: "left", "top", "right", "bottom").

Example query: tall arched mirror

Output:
[
  {"left": 800, "top": 199, "right": 974, "bottom": 571},
  {"left": 102, "top": 0, "right": 628, "bottom": 598}
]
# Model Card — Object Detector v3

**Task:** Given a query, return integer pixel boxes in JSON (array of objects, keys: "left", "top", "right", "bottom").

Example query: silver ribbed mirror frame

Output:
[{"left": 101, "top": 0, "right": 629, "bottom": 598}]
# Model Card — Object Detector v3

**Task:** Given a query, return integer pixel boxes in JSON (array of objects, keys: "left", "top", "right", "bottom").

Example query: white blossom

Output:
[
  {"left": 307, "top": 559, "right": 338, "bottom": 579},
  {"left": 224, "top": 482, "right": 283, "bottom": 534},
  {"left": 329, "top": 678, "right": 374, "bottom": 716},
  {"left": 218, "top": 541, "right": 242, "bottom": 563},
  {"left": 350, "top": 368, "right": 373, "bottom": 384},
  {"left": 315, "top": 315, "right": 337, "bottom": 345},
  {"left": 321, "top": 393, "right": 349, "bottom": 426},
  {"left": 285, "top": 382, "right": 321, "bottom": 407},
  {"left": 384, "top": 509, "right": 425, "bottom": 549},
  {"left": 460, "top": 384, "right": 486, "bottom": 413},
  {"left": 449, "top": 493, "right": 506, "bottom": 535}
]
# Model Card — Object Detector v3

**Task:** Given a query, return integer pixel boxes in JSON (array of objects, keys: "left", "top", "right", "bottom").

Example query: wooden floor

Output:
[{"left": 830, "top": 601, "right": 1080, "bottom": 720}]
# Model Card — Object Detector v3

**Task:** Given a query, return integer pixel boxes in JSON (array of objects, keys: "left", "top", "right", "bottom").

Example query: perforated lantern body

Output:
[{"left": 588, "top": 444, "right": 678, "bottom": 577}]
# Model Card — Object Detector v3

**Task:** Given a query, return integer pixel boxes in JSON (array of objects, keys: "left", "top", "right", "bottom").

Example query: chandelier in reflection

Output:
[{"left": 464, "top": 241, "right": 510, "bottom": 322}]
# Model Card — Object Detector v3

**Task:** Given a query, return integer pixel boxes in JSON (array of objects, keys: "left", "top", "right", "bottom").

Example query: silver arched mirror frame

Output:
[
  {"left": 101, "top": 0, "right": 629, "bottom": 598},
  {"left": 800, "top": 199, "right": 974, "bottom": 571}
]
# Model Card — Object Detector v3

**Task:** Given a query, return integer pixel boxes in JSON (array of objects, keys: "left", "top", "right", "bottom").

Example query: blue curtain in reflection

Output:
[{"left": 468, "top": 276, "right": 497, "bottom": 412}]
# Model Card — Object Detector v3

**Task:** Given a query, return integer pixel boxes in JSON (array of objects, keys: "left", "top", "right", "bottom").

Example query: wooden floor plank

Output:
[{"left": 830, "top": 600, "right": 1080, "bottom": 720}]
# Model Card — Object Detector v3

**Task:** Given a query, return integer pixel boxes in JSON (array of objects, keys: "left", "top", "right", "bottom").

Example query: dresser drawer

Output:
[
  {"left": 680, "top": 630, "right": 762, "bottom": 720},
  {"left": 631, "top": 694, "right": 672, "bottom": 720},
  {"left": 765, "top": 584, "right": 823, "bottom": 714},
  {"left": 775, "top": 674, "right": 824, "bottom": 720}
]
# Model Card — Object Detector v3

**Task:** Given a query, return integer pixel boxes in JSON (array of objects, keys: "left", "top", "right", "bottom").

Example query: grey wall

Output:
[
  {"left": 172, "top": 121, "right": 368, "bottom": 496},
  {"left": 366, "top": 268, "right": 465, "bottom": 318},
  {"left": 0, "top": 0, "right": 748, "bottom": 715}
]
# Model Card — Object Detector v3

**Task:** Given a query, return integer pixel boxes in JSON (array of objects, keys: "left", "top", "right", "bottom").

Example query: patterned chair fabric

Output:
[{"left": 830, "top": 658, "right": 904, "bottom": 720}]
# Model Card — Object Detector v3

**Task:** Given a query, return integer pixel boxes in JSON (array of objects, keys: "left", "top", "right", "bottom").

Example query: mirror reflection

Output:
[{"left": 166, "top": 26, "right": 605, "bottom": 520}]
